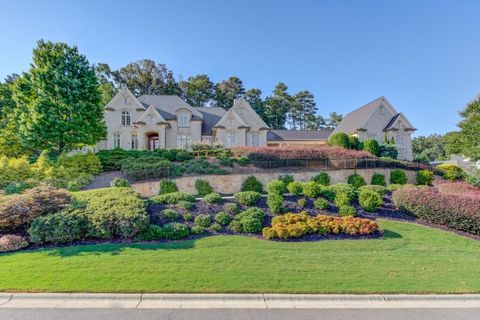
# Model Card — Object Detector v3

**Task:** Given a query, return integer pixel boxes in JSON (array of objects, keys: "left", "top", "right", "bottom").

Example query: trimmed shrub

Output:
[
  {"left": 58, "top": 152, "right": 102, "bottom": 176},
  {"left": 209, "top": 223, "right": 222, "bottom": 232},
  {"left": 287, "top": 181, "right": 303, "bottom": 195},
  {"left": 136, "top": 224, "right": 164, "bottom": 241},
  {"left": 437, "top": 163, "right": 464, "bottom": 181},
  {"left": 279, "top": 175, "right": 294, "bottom": 185},
  {"left": 266, "top": 180, "right": 287, "bottom": 195},
  {"left": 110, "top": 178, "right": 130, "bottom": 188},
  {"left": 73, "top": 188, "right": 149, "bottom": 239},
  {"left": 161, "top": 209, "right": 180, "bottom": 222},
  {"left": 215, "top": 212, "right": 232, "bottom": 226},
  {"left": 348, "top": 173, "right": 366, "bottom": 189},
  {"left": 151, "top": 192, "right": 195, "bottom": 204},
  {"left": 328, "top": 132, "right": 351, "bottom": 149},
  {"left": 234, "top": 191, "right": 262, "bottom": 206},
  {"left": 297, "top": 198, "right": 307, "bottom": 208},
  {"left": 363, "top": 139, "right": 380, "bottom": 156},
  {"left": 0, "top": 185, "right": 72, "bottom": 232},
  {"left": 0, "top": 235, "right": 28, "bottom": 253},
  {"left": 183, "top": 212, "right": 193, "bottom": 221},
  {"left": 379, "top": 144, "right": 398, "bottom": 159},
  {"left": 176, "top": 158, "right": 228, "bottom": 176},
  {"left": 416, "top": 170, "right": 434, "bottom": 186},
  {"left": 175, "top": 151, "right": 193, "bottom": 162},
  {"left": 358, "top": 189, "right": 383, "bottom": 212},
  {"left": 339, "top": 205, "right": 357, "bottom": 217},
  {"left": 191, "top": 225, "right": 205, "bottom": 235},
  {"left": 229, "top": 207, "right": 265, "bottom": 233},
  {"left": 262, "top": 212, "right": 379, "bottom": 240},
  {"left": 312, "top": 172, "right": 330, "bottom": 186},
  {"left": 435, "top": 181, "right": 480, "bottom": 199},
  {"left": 219, "top": 157, "right": 234, "bottom": 167},
  {"left": 334, "top": 192, "right": 351, "bottom": 207},
  {"left": 159, "top": 179, "right": 178, "bottom": 195},
  {"left": 318, "top": 186, "right": 335, "bottom": 201},
  {"left": 301, "top": 181, "right": 322, "bottom": 198},
  {"left": 96, "top": 149, "right": 132, "bottom": 171},
  {"left": 223, "top": 203, "right": 240, "bottom": 215},
  {"left": 194, "top": 179, "right": 213, "bottom": 196},
  {"left": 195, "top": 214, "right": 213, "bottom": 228},
  {"left": 203, "top": 192, "right": 223, "bottom": 204},
  {"left": 358, "top": 185, "right": 387, "bottom": 195},
  {"left": 392, "top": 186, "right": 480, "bottom": 235},
  {"left": 371, "top": 173, "right": 386, "bottom": 186},
  {"left": 390, "top": 169, "right": 407, "bottom": 185},
  {"left": 267, "top": 193, "right": 283, "bottom": 214},
  {"left": 177, "top": 200, "right": 193, "bottom": 211},
  {"left": 314, "top": 197, "right": 329, "bottom": 210},
  {"left": 349, "top": 135, "right": 361, "bottom": 150},
  {"left": 233, "top": 146, "right": 372, "bottom": 161},
  {"left": 162, "top": 223, "right": 190, "bottom": 240},
  {"left": 330, "top": 184, "right": 356, "bottom": 201},
  {"left": 237, "top": 157, "right": 250, "bottom": 166},
  {"left": 241, "top": 176, "right": 263, "bottom": 193}
]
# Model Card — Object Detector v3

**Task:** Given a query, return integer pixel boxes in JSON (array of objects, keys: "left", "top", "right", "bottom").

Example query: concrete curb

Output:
[{"left": 1, "top": 293, "right": 480, "bottom": 309}]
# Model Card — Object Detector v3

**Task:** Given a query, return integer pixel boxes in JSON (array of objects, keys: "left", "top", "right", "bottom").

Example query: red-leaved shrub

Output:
[
  {"left": 232, "top": 146, "right": 373, "bottom": 161},
  {"left": 392, "top": 186, "right": 480, "bottom": 235},
  {"left": 435, "top": 181, "right": 480, "bottom": 199}
]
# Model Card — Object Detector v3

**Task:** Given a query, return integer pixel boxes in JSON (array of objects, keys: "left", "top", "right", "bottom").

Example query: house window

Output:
[
  {"left": 113, "top": 133, "right": 121, "bottom": 148},
  {"left": 178, "top": 112, "right": 190, "bottom": 127},
  {"left": 121, "top": 111, "right": 131, "bottom": 126},
  {"left": 226, "top": 132, "right": 237, "bottom": 148},
  {"left": 380, "top": 105, "right": 385, "bottom": 115},
  {"left": 396, "top": 133, "right": 405, "bottom": 148},
  {"left": 131, "top": 133, "right": 138, "bottom": 149},
  {"left": 251, "top": 133, "right": 260, "bottom": 147},
  {"left": 124, "top": 98, "right": 129, "bottom": 104},
  {"left": 177, "top": 135, "right": 191, "bottom": 147}
]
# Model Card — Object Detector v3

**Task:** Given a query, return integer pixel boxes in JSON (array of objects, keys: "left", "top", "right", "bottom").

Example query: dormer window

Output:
[
  {"left": 121, "top": 111, "right": 131, "bottom": 126},
  {"left": 124, "top": 98, "right": 129, "bottom": 104},
  {"left": 178, "top": 111, "right": 190, "bottom": 127}
]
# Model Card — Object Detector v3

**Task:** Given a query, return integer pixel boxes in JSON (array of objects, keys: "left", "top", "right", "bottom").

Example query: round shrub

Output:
[
  {"left": 312, "top": 172, "right": 331, "bottom": 186},
  {"left": 175, "top": 151, "right": 193, "bottom": 162},
  {"left": 136, "top": 224, "right": 164, "bottom": 241},
  {"left": 162, "top": 223, "right": 190, "bottom": 240},
  {"left": 151, "top": 192, "right": 195, "bottom": 204},
  {"left": 416, "top": 170, "right": 434, "bottom": 186},
  {"left": 191, "top": 225, "right": 206, "bottom": 235},
  {"left": 161, "top": 209, "right": 180, "bottom": 222},
  {"left": 160, "top": 150, "right": 177, "bottom": 161},
  {"left": 287, "top": 181, "right": 303, "bottom": 195},
  {"left": 177, "top": 200, "right": 193, "bottom": 211},
  {"left": 297, "top": 198, "right": 307, "bottom": 208},
  {"left": 110, "top": 178, "right": 130, "bottom": 188},
  {"left": 371, "top": 173, "right": 386, "bottom": 186},
  {"left": 203, "top": 192, "right": 223, "bottom": 204},
  {"left": 358, "top": 189, "right": 383, "bottom": 212},
  {"left": 183, "top": 212, "right": 193, "bottom": 221},
  {"left": 194, "top": 179, "right": 213, "bottom": 196},
  {"left": 159, "top": 179, "right": 178, "bottom": 194},
  {"left": 301, "top": 181, "right": 322, "bottom": 198},
  {"left": 363, "top": 139, "right": 380, "bottom": 156},
  {"left": 195, "top": 214, "right": 213, "bottom": 228},
  {"left": 279, "top": 175, "right": 294, "bottom": 185},
  {"left": 266, "top": 180, "right": 287, "bottom": 195},
  {"left": 358, "top": 185, "right": 387, "bottom": 195},
  {"left": 390, "top": 169, "right": 407, "bottom": 185},
  {"left": 223, "top": 203, "right": 240, "bottom": 215},
  {"left": 318, "top": 186, "right": 335, "bottom": 201},
  {"left": 334, "top": 192, "right": 351, "bottom": 207},
  {"left": 348, "top": 173, "right": 366, "bottom": 189},
  {"left": 328, "top": 132, "right": 351, "bottom": 149},
  {"left": 314, "top": 198, "right": 329, "bottom": 210},
  {"left": 437, "top": 163, "right": 464, "bottom": 181},
  {"left": 234, "top": 191, "right": 262, "bottom": 206},
  {"left": 229, "top": 207, "right": 265, "bottom": 234},
  {"left": 267, "top": 193, "right": 283, "bottom": 214},
  {"left": 241, "top": 176, "right": 263, "bottom": 193},
  {"left": 331, "top": 184, "right": 356, "bottom": 201},
  {"left": 209, "top": 223, "right": 222, "bottom": 232},
  {"left": 215, "top": 212, "right": 232, "bottom": 226},
  {"left": 339, "top": 205, "right": 357, "bottom": 217},
  {"left": 349, "top": 135, "right": 361, "bottom": 150}
]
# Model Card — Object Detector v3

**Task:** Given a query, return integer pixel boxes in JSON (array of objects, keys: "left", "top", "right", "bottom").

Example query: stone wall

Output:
[{"left": 132, "top": 168, "right": 418, "bottom": 197}]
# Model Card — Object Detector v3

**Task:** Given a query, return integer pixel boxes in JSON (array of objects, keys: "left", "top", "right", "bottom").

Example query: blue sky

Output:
[{"left": 1, "top": 0, "right": 479, "bottom": 136}]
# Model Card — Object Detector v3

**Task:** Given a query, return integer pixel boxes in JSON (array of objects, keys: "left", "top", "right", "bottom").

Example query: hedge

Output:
[{"left": 232, "top": 146, "right": 373, "bottom": 161}]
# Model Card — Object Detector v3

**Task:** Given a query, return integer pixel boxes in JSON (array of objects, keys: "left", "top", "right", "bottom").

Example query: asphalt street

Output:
[{"left": 1, "top": 308, "right": 480, "bottom": 320}]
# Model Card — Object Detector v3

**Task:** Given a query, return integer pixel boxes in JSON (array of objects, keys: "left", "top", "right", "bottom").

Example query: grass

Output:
[{"left": 1, "top": 219, "right": 480, "bottom": 293}]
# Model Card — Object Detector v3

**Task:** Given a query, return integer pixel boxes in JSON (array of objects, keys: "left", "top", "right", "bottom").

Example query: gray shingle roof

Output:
[
  {"left": 267, "top": 129, "right": 333, "bottom": 141},
  {"left": 333, "top": 96, "right": 386, "bottom": 134},
  {"left": 383, "top": 113, "right": 401, "bottom": 131},
  {"left": 137, "top": 95, "right": 203, "bottom": 120},
  {"left": 195, "top": 107, "right": 227, "bottom": 135}
]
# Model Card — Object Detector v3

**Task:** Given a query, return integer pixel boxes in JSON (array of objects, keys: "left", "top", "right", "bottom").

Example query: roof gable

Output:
[
  {"left": 134, "top": 105, "right": 167, "bottom": 124},
  {"left": 137, "top": 95, "right": 203, "bottom": 120},
  {"left": 230, "top": 97, "right": 269, "bottom": 129},
  {"left": 384, "top": 113, "right": 416, "bottom": 131},
  {"left": 104, "top": 87, "right": 146, "bottom": 111},
  {"left": 215, "top": 108, "right": 248, "bottom": 128}
]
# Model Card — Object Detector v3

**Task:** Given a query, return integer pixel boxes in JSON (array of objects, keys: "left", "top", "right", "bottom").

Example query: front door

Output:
[{"left": 147, "top": 133, "right": 159, "bottom": 150}]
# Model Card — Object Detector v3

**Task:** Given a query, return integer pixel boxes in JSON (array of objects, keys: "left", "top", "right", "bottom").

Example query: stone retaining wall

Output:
[{"left": 132, "top": 168, "right": 418, "bottom": 197}]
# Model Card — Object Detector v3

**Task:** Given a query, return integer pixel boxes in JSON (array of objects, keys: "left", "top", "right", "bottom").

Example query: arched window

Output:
[
  {"left": 131, "top": 133, "right": 138, "bottom": 149},
  {"left": 178, "top": 111, "right": 190, "bottom": 127},
  {"left": 113, "top": 133, "right": 121, "bottom": 148},
  {"left": 121, "top": 111, "right": 131, "bottom": 126}
]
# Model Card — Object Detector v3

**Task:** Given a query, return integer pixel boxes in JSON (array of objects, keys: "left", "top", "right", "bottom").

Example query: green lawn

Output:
[{"left": 1, "top": 219, "right": 480, "bottom": 293}]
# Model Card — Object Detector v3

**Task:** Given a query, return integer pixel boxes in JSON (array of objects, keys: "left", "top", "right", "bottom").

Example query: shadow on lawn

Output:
[
  {"left": 382, "top": 229, "right": 403, "bottom": 239},
  {"left": 43, "top": 239, "right": 197, "bottom": 258}
]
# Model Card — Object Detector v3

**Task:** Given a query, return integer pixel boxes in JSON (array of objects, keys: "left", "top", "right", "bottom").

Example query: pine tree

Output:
[
  {"left": 264, "top": 83, "right": 291, "bottom": 129},
  {"left": 213, "top": 76, "right": 245, "bottom": 109}
]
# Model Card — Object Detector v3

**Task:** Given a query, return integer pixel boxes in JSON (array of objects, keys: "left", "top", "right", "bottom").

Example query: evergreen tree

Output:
[
  {"left": 264, "top": 83, "right": 291, "bottom": 129},
  {"left": 244, "top": 88, "right": 266, "bottom": 120},
  {"left": 290, "top": 90, "right": 317, "bottom": 130},
  {"left": 179, "top": 74, "right": 215, "bottom": 107},
  {"left": 14, "top": 40, "right": 106, "bottom": 153},
  {"left": 457, "top": 95, "right": 480, "bottom": 160},
  {"left": 213, "top": 76, "right": 245, "bottom": 109},
  {"left": 326, "top": 112, "right": 343, "bottom": 128}
]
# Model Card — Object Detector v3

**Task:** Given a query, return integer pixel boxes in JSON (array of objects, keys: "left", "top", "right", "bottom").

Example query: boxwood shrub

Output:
[
  {"left": 203, "top": 192, "right": 223, "bottom": 204},
  {"left": 347, "top": 173, "right": 366, "bottom": 189},
  {"left": 437, "top": 163, "right": 464, "bottom": 181},
  {"left": 161, "top": 223, "right": 190, "bottom": 240},
  {"left": 223, "top": 203, "right": 240, "bottom": 215},
  {"left": 195, "top": 214, "right": 213, "bottom": 228},
  {"left": 194, "top": 179, "right": 213, "bottom": 196},
  {"left": 267, "top": 193, "right": 283, "bottom": 214},
  {"left": 241, "top": 176, "right": 263, "bottom": 193},
  {"left": 136, "top": 224, "right": 164, "bottom": 241},
  {"left": 266, "top": 180, "right": 287, "bottom": 195},
  {"left": 358, "top": 185, "right": 387, "bottom": 195},
  {"left": 287, "top": 181, "right": 303, "bottom": 195},
  {"left": 390, "top": 169, "right": 407, "bottom": 185},
  {"left": 371, "top": 173, "right": 386, "bottom": 186},
  {"left": 301, "top": 181, "right": 322, "bottom": 198},
  {"left": 313, "top": 197, "right": 329, "bottom": 210},
  {"left": 215, "top": 212, "right": 232, "bottom": 226},
  {"left": 229, "top": 207, "right": 265, "bottom": 233},
  {"left": 151, "top": 192, "right": 195, "bottom": 204},
  {"left": 234, "top": 191, "right": 262, "bottom": 206},
  {"left": 312, "top": 172, "right": 330, "bottom": 186},
  {"left": 159, "top": 179, "right": 178, "bottom": 195},
  {"left": 338, "top": 205, "right": 357, "bottom": 217},
  {"left": 416, "top": 170, "right": 434, "bottom": 185},
  {"left": 358, "top": 189, "right": 383, "bottom": 212},
  {"left": 161, "top": 209, "right": 180, "bottom": 222}
]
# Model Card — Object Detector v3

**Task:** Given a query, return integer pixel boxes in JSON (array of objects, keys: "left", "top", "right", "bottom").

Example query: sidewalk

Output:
[{"left": 1, "top": 293, "right": 480, "bottom": 309}]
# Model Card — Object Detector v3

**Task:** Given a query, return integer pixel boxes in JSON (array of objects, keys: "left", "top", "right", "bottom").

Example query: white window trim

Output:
[
  {"left": 178, "top": 112, "right": 190, "bottom": 128},
  {"left": 251, "top": 132, "right": 260, "bottom": 147},
  {"left": 131, "top": 133, "right": 138, "bottom": 150},
  {"left": 226, "top": 132, "right": 237, "bottom": 148},
  {"left": 113, "top": 133, "right": 121, "bottom": 148},
  {"left": 121, "top": 111, "right": 131, "bottom": 126},
  {"left": 177, "top": 135, "right": 192, "bottom": 147}
]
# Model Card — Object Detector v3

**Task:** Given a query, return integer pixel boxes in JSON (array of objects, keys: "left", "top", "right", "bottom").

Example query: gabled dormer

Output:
[{"left": 104, "top": 87, "right": 146, "bottom": 113}]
